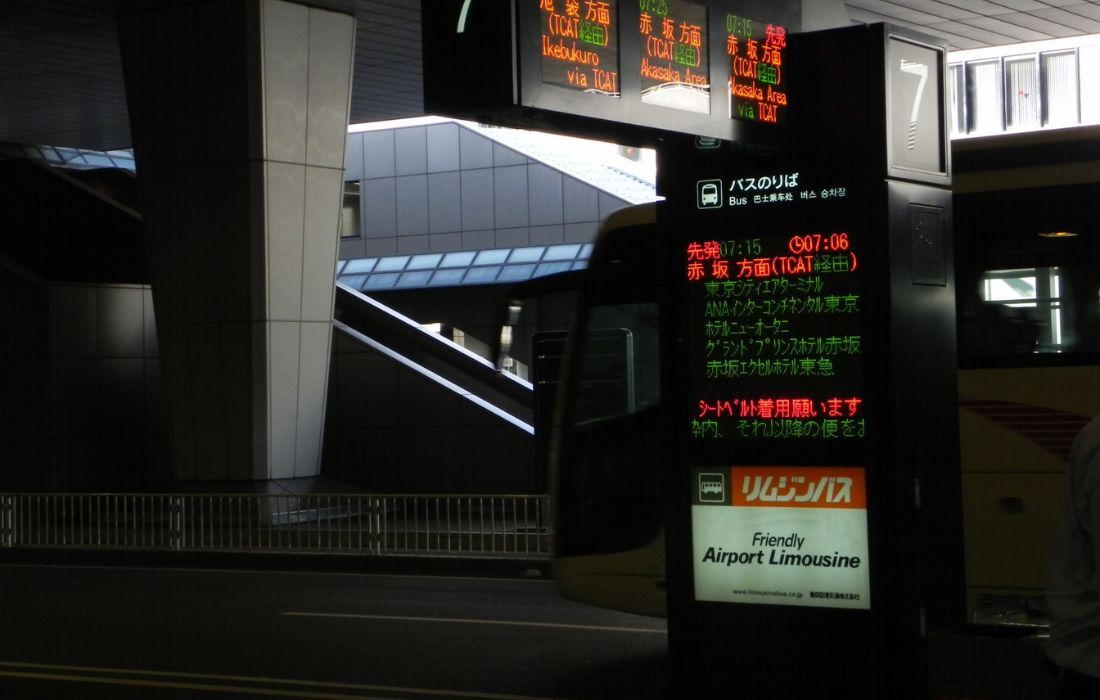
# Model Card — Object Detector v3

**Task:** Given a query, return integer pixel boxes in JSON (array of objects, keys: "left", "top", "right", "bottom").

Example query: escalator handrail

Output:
[{"left": 334, "top": 283, "right": 534, "bottom": 418}]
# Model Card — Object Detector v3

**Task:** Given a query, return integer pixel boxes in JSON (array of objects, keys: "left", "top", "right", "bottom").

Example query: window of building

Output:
[
  {"left": 1004, "top": 56, "right": 1040, "bottom": 129},
  {"left": 949, "top": 45, "right": 1085, "bottom": 137},
  {"left": 1041, "top": 50, "right": 1079, "bottom": 127},
  {"left": 966, "top": 60, "right": 1004, "bottom": 133},
  {"left": 339, "top": 181, "right": 361, "bottom": 238},
  {"left": 949, "top": 64, "right": 965, "bottom": 136}
]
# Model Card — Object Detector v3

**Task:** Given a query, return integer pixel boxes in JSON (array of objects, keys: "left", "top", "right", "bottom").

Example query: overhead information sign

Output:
[
  {"left": 692, "top": 465, "right": 871, "bottom": 609},
  {"left": 422, "top": 0, "right": 801, "bottom": 142},
  {"left": 726, "top": 14, "right": 789, "bottom": 124},
  {"left": 637, "top": 0, "right": 710, "bottom": 114},
  {"left": 539, "top": 0, "right": 620, "bottom": 95}
]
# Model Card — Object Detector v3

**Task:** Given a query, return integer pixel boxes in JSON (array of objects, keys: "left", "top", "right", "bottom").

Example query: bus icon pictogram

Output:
[
  {"left": 697, "top": 180, "right": 722, "bottom": 209},
  {"left": 698, "top": 472, "right": 726, "bottom": 502}
]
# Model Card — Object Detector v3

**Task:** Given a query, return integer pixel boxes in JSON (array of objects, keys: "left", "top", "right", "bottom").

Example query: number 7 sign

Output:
[{"left": 887, "top": 35, "right": 947, "bottom": 180}]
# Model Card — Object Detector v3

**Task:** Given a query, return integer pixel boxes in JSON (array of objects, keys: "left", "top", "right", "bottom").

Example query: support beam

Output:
[{"left": 119, "top": 0, "right": 355, "bottom": 480}]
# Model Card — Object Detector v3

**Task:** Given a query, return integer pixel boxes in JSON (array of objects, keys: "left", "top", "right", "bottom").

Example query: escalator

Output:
[{"left": 333, "top": 283, "right": 534, "bottom": 433}]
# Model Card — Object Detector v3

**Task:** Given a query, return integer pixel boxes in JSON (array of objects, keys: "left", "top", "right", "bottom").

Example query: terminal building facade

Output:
[
  {"left": 0, "top": 113, "right": 655, "bottom": 493},
  {"left": 1, "top": 5, "right": 1100, "bottom": 617}
]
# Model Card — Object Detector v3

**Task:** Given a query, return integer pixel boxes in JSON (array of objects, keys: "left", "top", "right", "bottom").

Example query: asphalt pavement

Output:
[{"left": 0, "top": 560, "right": 668, "bottom": 699}]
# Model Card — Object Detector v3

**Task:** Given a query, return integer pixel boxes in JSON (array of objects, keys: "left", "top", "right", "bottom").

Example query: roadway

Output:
[{"left": 0, "top": 561, "right": 668, "bottom": 699}]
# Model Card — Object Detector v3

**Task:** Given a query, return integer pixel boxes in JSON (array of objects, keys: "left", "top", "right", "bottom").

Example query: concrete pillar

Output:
[{"left": 118, "top": 0, "right": 355, "bottom": 480}]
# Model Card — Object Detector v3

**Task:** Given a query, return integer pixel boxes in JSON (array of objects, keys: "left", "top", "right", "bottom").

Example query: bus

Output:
[
  {"left": 499, "top": 125, "right": 1100, "bottom": 619},
  {"left": 953, "top": 126, "right": 1100, "bottom": 616}
]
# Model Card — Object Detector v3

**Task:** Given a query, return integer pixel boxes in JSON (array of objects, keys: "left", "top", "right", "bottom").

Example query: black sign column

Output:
[{"left": 658, "top": 24, "right": 964, "bottom": 699}]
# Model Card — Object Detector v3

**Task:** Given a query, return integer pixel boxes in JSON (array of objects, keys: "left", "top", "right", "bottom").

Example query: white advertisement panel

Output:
[{"left": 692, "top": 466, "right": 871, "bottom": 610}]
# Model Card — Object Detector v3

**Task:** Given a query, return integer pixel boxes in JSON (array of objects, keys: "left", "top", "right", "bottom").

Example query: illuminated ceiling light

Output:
[{"left": 1038, "top": 231, "right": 1079, "bottom": 239}]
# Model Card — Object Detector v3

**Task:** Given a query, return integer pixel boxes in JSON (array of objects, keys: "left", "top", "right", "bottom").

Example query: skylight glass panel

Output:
[
  {"left": 536, "top": 262, "right": 573, "bottom": 277},
  {"left": 508, "top": 247, "right": 545, "bottom": 263},
  {"left": 499, "top": 264, "right": 537, "bottom": 282},
  {"left": 474, "top": 249, "right": 510, "bottom": 265},
  {"left": 339, "top": 274, "right": 368, "bottom": 289},
  {"left": 430, "top": 269, "right": 467, "bottom": 286},
  {"left": 544, "top": 244, "right": 581, "bottom": 261},
  {"left": 397, "top": 270, "right": 433, "bottom": 287},
  {"left": 364, "top": 273, "right": 400, "bottom": 290},
  {"left": 440, "top": 251, "right": 476, "bottom": 267},
  {"left": 464, "top": 266, "right": 501, "bottom": 284},
  {"left": 83, "top": 154, "right": 116, "bottom": 168},
  {"left": 343, "top": 258, "right": 377, "bottom": 274},
  {"left": 375, "top": 256, "right": 410, "bottom": 272},
  {"left": 35, "top": 146, "right": 61, "bottom": 163},
  {"left": 407, "top": 253, "right": 443, "bottom": 270}
]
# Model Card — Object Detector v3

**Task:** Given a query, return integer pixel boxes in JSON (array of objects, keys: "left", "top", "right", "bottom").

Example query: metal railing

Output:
[{"left": 0, "top": 493, "right": 552, "bottom": 558}]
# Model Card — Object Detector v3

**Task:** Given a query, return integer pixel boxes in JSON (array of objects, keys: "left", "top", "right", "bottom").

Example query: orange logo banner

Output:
[{"left": 731, "top": 467, "right": 866, "bottom": 509}]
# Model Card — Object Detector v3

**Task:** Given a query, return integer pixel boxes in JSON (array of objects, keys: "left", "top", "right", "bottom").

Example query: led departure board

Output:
[
  {"left": 422, "top": 0, "right": 801, "bottom": 144},
  {"left": 683, "top": 175, "right": 864, "bottom": 444},
  {"left": 637, "top": 0, "right": 709, "bottom": 114},
  {"left": 726, "top": 14, "right": 789, "bottom": 124},
  {"left": 539, "top": 0, "right": 620, "bottom": 96}
]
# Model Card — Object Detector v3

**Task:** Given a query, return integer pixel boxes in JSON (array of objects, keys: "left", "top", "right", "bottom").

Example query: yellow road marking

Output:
[
  {"left": 282, "top": 611, "right": 667, "bottom": 634},
  {"left": 0, "top": 671, "right": 378, "bottom": 699},
  {"left": 0, "top": 661, "right": 561, "bottom": 700}
]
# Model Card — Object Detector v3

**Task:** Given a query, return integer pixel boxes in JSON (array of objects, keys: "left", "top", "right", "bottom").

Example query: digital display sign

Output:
[
  {"left": 422, "top": 0, "right": 801, "bottom": 144},
  {"left": 680, "top": 165, "right": 873, "bottom": 611},
  {"left": 726, "top": 14, "right": 789, "bottom": 124},
  {"left": 684, "top": 210, "right": 864, "bottom": 444},
  {"left": 637, "top": 0, "right": 709, "bottom": 114},
  {"left": 539, "top": 0, "right": 620, "bottom": 96}
]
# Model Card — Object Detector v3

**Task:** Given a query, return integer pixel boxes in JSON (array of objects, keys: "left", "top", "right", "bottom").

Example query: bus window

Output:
[
  {"left": 955, "top": 181, "right": 1100, "bottom": 366},
  {"left": 962, "top": 263, "right": 1100, "bottom": 361},
  {"left": 570, "top": 302, "right": 660, "bottom": 425}
]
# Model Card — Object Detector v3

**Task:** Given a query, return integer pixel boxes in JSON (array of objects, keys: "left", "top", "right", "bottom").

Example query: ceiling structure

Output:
[
  {"left": 845, "top": 0, "right": 1100, "bottom": 49},
  {"left": 0, "top": 0, "right": 1096, "bottom": 151}
]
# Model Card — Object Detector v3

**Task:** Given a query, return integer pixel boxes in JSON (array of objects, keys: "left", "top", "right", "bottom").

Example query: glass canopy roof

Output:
[{"left": 336, "top": 243, "right": 592, "bottom": 291}]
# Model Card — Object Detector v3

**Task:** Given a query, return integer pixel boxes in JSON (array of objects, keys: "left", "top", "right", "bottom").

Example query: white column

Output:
[{"left": 119, "top": 0, "right": 355, "bottom": 480}]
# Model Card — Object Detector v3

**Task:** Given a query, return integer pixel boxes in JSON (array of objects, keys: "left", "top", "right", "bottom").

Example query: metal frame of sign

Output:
[{"left": 884, "top": 30, "right": 951, "bottom": 185}]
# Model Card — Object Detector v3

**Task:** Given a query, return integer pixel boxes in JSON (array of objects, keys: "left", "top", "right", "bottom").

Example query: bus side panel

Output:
[{"left": 959, "top": 365, "right": 1094, "bottom": 612}]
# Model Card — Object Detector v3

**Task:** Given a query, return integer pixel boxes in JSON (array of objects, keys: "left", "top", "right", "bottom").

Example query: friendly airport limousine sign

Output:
[{"left": 692, "top": 466, "right": 870, "bottom": 609}]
